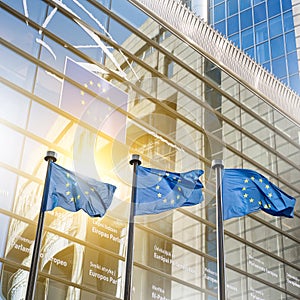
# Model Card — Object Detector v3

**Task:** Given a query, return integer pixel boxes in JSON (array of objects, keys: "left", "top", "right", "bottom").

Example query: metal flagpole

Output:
[
  {"left": 212, "top": 159, "right": 226, "bottom": 300},
  {"left": 124, "top": 154, "right": 141, "bottom": 300},
  {"left": 25, "top": 151, "right": 57, "bottom": 300}
]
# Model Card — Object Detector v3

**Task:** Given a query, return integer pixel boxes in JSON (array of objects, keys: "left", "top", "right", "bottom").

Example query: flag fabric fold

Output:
[
  {"left": 222, "top": 169, "right": 296, "bottom": 220},
  {"left": 45, "top": 162, "right": 116, "bottom": 217},
  {"left": 135, "top": 165, "right": 204, "bottom": 215}
]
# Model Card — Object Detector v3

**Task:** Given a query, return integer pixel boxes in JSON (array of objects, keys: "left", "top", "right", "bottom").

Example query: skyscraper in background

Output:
[{"left": 187, "top": 0, "right": 300, "bottom": 94}]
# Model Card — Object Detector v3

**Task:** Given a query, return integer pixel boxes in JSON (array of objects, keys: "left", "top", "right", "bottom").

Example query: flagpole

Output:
[
  {"left": 25, "top": 151, "right": 57, "bottom": 300},
  {"left": 212, "top": 159, "right": 226, "bottom": 300},
  {"left": 124, "top": 154, "right": 141, "bottom": 300}
]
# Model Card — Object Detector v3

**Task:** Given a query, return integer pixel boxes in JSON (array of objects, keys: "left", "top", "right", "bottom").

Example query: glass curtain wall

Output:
[
  {"left": 0, "top": 0, "right": 299, "bottom": 299},
  {"left": 209, "top": 0, "right": 300, "bottom": 94}
]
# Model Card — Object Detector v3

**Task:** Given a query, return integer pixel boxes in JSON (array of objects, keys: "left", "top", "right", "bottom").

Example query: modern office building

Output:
[
  {"left": 0, "top": 0, "right": 299, "bottom": 299},
  {"left": 208, "top": 0, "right": 300, "bottom": 94}
]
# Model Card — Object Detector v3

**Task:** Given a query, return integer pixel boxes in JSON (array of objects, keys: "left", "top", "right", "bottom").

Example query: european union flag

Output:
[
  {"left": 135, "top": 166, "right": 204, "bottom": 215},
  {"left": 45, "top": 162, "right": 116, "bottom": 217},
  {"left": 60, "top": 57, "right": 127, "bottom": 143},
  {"left": 222, "top": 169, "right": 296, "bottom": 220}
]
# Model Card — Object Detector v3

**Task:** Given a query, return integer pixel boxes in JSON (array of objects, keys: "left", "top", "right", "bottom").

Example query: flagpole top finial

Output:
[
  {"left": 45, "top": 151, "right": 57, "bottom": 162},
  {"left": 130, "top": 154, "right": 141, "bottom": 165},
  {"left": 212, "top": 159, "right": 224, "bottom": 169}
]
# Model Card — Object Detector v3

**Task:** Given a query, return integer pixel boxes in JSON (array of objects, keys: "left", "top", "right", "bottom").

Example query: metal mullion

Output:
[
  {"left": 178, "top": 208, "right": 300, "bottom": 271},
  {"left": 0, "top": 257, "right": 120, "bottom": 300},
  {"left": 136, "top": 219, "right": 300, "bottom": 299},
  {"left": 0, "top": 207, "right": 124, "bottom": 263},
  {"left": 44, "top": 0, "right": 300, "bottom": 156},
  {"left": 2, "top": 3, "right": 299, "bottom": 192},
  {"left": 2, "top": 0, "right": 299, "bottom": 156},
  {"left": 3, "top": 1, "right": 300, "bottom": 170},
  {"left": 133, "top": 261, "right": 216, "bottom": 297}
]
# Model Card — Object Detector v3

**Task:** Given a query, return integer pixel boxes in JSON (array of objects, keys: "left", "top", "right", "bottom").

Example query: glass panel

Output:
[
  {"left": 245, "top": 218, "right": 283, "bottom": 257},
  {"left": 270, "top": 36, "right": 284, "bottom": 58},
  {"left": 133, "top": 266, "right": 209, "bottom": 300},
  {"left": 254, "top": 3, "right": 267, "bottom": 24},
  {"left": 0, "top": 9, "right": 40, "bottom": 57},
  {"left": 0, "top": 45, "right": 36, "bottom": 91},
  {"left": 272, "top": 56, "right": 287, "bottom": 79},
  {"left": 286, "top": 31, "right": 297, "bottom": 53},
  {"left": 289, "top": 74, "right": 300, "bottom": 94},
  {"left": 240, "top": 0, "right": 251, "bottom": 11},
  {"left": 248, "top": 276, "right": 288, "bottom": 299},
  {"left": 256, "top": 41, "right": 270, "bottom": 63},
  {"left": 282, "top": 0, "right": 292, "bottom": 11},
  {"left": 0, "top": 124, "right": 23, "bottom": 168},
  {"left": 227, "top": 0, "right": 238, "bottom": 16},
  {"left": 240, "top": 9, "right": 253, "bottom": 30},
  {"left": 226, "top": 269, "right": 247, "bottom": 299},
  {"left": 283, "top": 10, "right": 294, "bottom": 32},
  {"left": 267, "top": 0, "right": 281, "bottom": 18},
  {"left": 241, "top": 28, "right": 254, "bottom": 49},
  {"left": 287, "top": 52, "right": 298, "bottom": 74},
  {"left": 214, "top": 3, "right": 226, "bottom": 23},
  {"left": 0, "top": 84, "right": 30, "bottom": 128},
  {"left": 255, "top": 21, "right": 269, "bottom": 43},
  {"left": 227, "top": 15, "right": 239, "bottom": 35},
  {"left": 247, "top": 247, "right": 285, "bottom": 287},
  {"left": 215, "top": 20, "right": 226, "bottom": 33},
  {"left": 229, "top": 33, "right": 240, "bottom": 47},
  {"left": 224, "top": 235, "right": 245, "bottom": 269},
  {"left": 269, "top": 15, "right": 283, "bottom": 38},
  {"left": 0, "top": 169, "right": 17, "bottom": 212}
]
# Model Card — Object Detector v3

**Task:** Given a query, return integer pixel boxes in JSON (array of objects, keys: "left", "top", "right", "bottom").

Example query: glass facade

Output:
[
  {"left": 0, "top": 0, "right": 299, "bottom": 299},
  {"left": 209, "top": 0, "right": 300, "bottom": 94}
]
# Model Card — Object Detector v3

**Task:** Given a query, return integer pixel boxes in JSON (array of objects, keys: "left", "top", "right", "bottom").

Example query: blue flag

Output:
[
  {"left": 45, "top": 162, "right": 116, "bottom": 217},
  {"left": 222, "top": 169, "right": 296, "bottom": 220},
  {"left": 61, "top": 57, "right": 127, "bottom": 143},
  {"left": 135, "top": 166, "right": 204, "bottom": 215}
]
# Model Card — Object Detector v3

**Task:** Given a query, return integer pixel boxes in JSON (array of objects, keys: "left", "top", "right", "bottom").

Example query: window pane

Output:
[
  {"left": 282, "top": 0, "right": 292, "bottom": 11},
  {"left": 241, "top": 9, "right": 253, "bottom": 30},
  {"left": 289, "top": 74, "right": 300, "bottom": 94},
  {"left": 272, "top": 56, "right": 287, "bottom": 78},
  {"left": 269, "top": 16, "right": 283, "bottom": 38},
  {"left": 287, "top": 52, "right": 298, "bottom": 74},
  {"left": 270, "top": 36, "right": 284, "bottom": 58},
  {"left": 255, "top": 22, "right": 268, "bottom": 43},
  {"left": 283, "top": 11, "right": 294, "bottom": 32},
  {"left": 245, "top": 47, "right": 254, "bottom": 58},
  {"left": 241, "top": 28, "right": 254, "bottom": 49},
  {"left": 227, "top": 15, "right": 239, "bottom": 35},
  {"left": 214, "top": 3, "right": 226, "bottom": 22},
  {"left": 229, "top": 33, "right": 240, "bottom": 47},
  {"left": 254, "top": 3, "right": 266, "bottom": 24},
  {"left": 267, "top": 0, "right": 281, "bottom": 17},
  {"left": 240, "top": 0, "right": 251, "bottom": 10},
  {"left": 256, "top": 42, "right": 270, "bottom": 63},
  {"left": 215, "top": 20, "right": 226, "bottom": 33},
  {"left": 227, "top": 0, "right": 238, "bottom": 16},
  {"left": 286, "top": 31, "right": 296, "bottom": 53}
]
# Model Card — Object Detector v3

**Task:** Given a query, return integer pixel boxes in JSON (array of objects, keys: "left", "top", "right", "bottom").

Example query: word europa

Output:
[
  {"left": 89, "top": 260, "right": 118, "bottom": 285},
  {"left": 248, "top": 255, "right": 278, "bottom": 278},
  {"left": 287, "top": 273, "right": 300, "bottom": 289},
  {"left": 91, "top": 220, "right": 123, "bottom": 244},
  {"left": 11, "top": 242, "right": 67, "bottom": 266},
  {"left": 151, "top": 284, "right": 170, "bottom": 300},
  {"left": 203, "top": 268, "right": 237, "bottom": 292},
  {"left": 250, "top": 287, "right": 264, "bottom": 300},
  {"left": 153, "top": 244, "right": 196, "bottom": 274}
]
